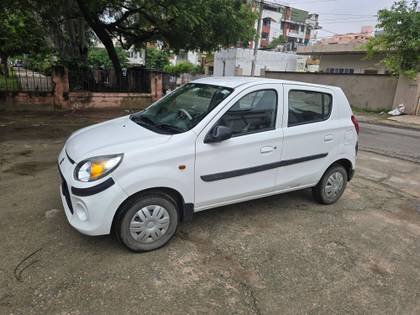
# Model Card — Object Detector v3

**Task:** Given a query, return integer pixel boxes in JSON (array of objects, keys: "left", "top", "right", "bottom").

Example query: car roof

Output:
[{"left": 192, "top": 76, "right": 338, "bottom": 90}]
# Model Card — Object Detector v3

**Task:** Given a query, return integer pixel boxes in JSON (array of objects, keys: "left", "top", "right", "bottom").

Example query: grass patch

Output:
[
  {"left": 351, "top": 105, "right": 390, "bottom": 114},
  {"left": 0, "top": 74, "right": 20, "bottom": 91}
]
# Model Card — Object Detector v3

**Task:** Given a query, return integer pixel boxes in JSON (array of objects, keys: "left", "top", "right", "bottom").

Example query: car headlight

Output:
[{"left": 75, "top": 154, "right": 123, "bottom": 182}]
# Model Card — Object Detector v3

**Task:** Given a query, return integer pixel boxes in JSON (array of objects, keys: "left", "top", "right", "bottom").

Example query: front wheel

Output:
[
  {"left": 312, "top": 164, "right": 348, "bottom": 205},
  {"left": 115, "top": 193, "right": 179, "bottom": 252}
]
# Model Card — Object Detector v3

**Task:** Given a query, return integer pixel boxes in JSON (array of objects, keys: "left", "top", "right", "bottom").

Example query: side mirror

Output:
[{"left": 204, "top": 125, "right": 232, "bottom": 143}]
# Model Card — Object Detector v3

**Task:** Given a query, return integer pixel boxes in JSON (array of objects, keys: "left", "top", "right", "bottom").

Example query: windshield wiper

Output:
[
  {"left": 154, "top": 123, "right": 184, "bottom": 134},
  {"left": 130, "top": 114, "right": 154, "bottom": 125},
  {"left": 130, "top": 114, "right": 183, "bottom": 134}
]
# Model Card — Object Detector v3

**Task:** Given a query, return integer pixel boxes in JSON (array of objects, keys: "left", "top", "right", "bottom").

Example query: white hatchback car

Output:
[{"left": 58, "top": 77, "right": 359, "bottom": 251}]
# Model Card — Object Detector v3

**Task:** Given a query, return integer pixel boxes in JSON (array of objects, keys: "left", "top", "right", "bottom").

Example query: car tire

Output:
[
  {"left": 312, "top": 164, "right": 348, "bottom": 205},
  {"left": 115, "top": 192, "right": 179, "bottom": 252}
]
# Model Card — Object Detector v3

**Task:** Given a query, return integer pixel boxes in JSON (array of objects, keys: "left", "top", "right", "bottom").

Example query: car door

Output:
[
  {"left": 276, "top": 84, "right": 337, "bottom": 190},
  {"left": 194, "top": 84, "right": 283, "bottom": 210}
]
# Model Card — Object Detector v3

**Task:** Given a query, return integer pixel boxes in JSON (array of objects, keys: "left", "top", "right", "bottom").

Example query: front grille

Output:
[{"left": 59, "top": 167, "right": 74, "bottom": 214}]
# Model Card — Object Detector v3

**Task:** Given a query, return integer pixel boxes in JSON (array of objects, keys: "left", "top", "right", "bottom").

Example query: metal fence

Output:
[
  {"left": 162, "top": 73, "right": 178, "bottom": 93},
  {"left": 69, "top": 67, "right": 158, "bottom": 93},
  {"left": 0, "top": 67, "right": 53, "bottom": 92}
]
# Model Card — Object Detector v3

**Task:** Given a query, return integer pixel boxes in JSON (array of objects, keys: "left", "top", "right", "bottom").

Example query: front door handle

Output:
[
  {"left": 324, "top": 134, "right": 334, "bottom": 142},
  {"left": 260, "top": 146, "right": 275, "bottom": 154}
]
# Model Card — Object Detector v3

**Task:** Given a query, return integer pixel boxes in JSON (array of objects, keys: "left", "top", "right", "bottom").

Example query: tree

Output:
[
  {"left": 88, "top": 47, "right": 128, "bottom": 70},
  {"left": 0, "top": 2, "right": 47, "bottom": 75},
  {"left": 24, "top": 0, "right": 92, "bottom": 69},
  {"left": 74, "top": 0, "right": 256, "bottom": 84},
  {"left": 367, "top": 0, "right": 420, "bottom": 78},
  {"left": 267, "top": 35, "right": 286, "bottom": 50},
  {"left": 146, "top": 48, "right": 170, "bottom": 70}
]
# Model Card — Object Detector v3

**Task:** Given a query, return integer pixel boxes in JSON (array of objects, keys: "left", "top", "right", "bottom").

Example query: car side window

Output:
[
  {"left": 218, "top": 89, "right": 277, "bottom": 137},
  {"left": 288, "top": 90, "right": 332, "bottom": 127}
]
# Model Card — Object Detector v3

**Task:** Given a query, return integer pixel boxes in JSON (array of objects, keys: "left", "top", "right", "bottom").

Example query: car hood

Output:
[{"left": 65, "top": 115, "right": 172, "bottom": 162}]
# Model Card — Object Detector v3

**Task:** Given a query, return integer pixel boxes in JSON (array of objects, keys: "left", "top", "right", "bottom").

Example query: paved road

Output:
[
  {"left": 1, "top": 111, "right": 420, "bottom": 314},
  {"left": 359, "top": 122, "right": 420, "bottom": 163}
]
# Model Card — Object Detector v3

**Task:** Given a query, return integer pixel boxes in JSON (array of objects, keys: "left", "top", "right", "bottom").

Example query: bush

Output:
[
  {"left": 163, "top": 62, "right": 203, "bottom": 75},
  {"left": 146, "top": 48, "right": 170, "bottom": 70},
  {"left": 88, "top": 47, "right": 128, "bottom": 70}
]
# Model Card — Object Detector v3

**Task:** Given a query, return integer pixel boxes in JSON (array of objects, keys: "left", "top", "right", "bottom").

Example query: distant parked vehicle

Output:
[
  {"left": 58, "top": 77, "right": 359, "bottom": 252},
  {"left": 13, "top": 61, "right": 24, "bottom": 68}
]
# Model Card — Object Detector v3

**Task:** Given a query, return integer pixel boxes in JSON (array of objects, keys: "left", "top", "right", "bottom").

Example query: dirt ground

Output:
[{"left": 1, "top": 110, "right": 420, "bottom": 315}]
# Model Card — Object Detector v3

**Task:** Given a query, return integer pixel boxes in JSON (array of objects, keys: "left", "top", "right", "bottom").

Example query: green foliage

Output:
[
  {"left": 163, "top": 62, "right": 203, "bottom": 75},
  {"left": 0, "top": 73, "right": 19, "bottom": 91},
  {"left": 23, "top": 0, "right": 91, "bottom": 69},
  {"left": 16, "top": 53, "right": 55, "bottom": 74},
  {"left": 102, "top": 0, "right": 256, "bottom": 51},
  {"left": 146, "top": 48, "right": 170, "bottom": 70},
  {"left": 267, "top": 35, "right": 286, "bottom": 49},
  {"left": 76, "top": 0, "right": 256, "bottom": 74},
  {"left": 366, "top": 0, "right": 420, "bottom": 78},
  {"left": 88, "top": 47, "right": 128, "bottom": 70},
  {"left": 0, "top": 3, "right": 48, "bottom": 64}
]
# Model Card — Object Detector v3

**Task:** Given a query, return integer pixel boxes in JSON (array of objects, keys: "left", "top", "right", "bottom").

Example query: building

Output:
[
  {"left": 127, "top": 47, "right": 145, "bottom": 66},
  {"left": 169, "top": 51, "right": 201, "bottom": 66},
  {"left": 254, "top": 1, "right": 320, "bottom": 50},
  {"left": 317, "top": 26, "right": 374, "bottom": 45},
  {"left": 297, "top": 42, "right": 387, "bottom": 74},
  {"left": 214, "top": 48, "right": 303, "bottom": 76}
]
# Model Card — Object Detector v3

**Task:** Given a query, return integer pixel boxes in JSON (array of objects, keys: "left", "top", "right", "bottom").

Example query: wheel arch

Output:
[
  {"left": 329, "top": 158, "right": 354, "bottom": 181},
  {"left": 111, "top": 186, "right": 193, "bottom": 234}
]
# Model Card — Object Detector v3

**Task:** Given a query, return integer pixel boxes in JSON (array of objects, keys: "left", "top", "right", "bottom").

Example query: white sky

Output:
[{"left": 272, "top": 0, "right": 397, "bottom": 38}]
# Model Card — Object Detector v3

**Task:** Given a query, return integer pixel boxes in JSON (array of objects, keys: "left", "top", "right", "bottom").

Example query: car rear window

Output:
[{"left": 288, "top": 90, "right": 332, "bottom": 127}]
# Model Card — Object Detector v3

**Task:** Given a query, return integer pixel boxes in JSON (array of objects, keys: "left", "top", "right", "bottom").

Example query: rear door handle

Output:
[
  {"left": 324, "top": 134, "right": 334, "bottom": 142},
  {"left": 260, "top": 146, "right": 275, "bottom": 154}
]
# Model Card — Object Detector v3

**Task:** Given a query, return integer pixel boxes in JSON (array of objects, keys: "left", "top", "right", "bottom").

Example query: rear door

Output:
[
  {"left": 194, "top": 84, "right": 284, "bottom": 210},
  {"left": 276, "top": 84, "right": 338, "bottom": 189}
]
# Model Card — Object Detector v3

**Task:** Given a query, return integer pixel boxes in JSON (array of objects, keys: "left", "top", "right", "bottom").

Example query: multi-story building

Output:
[{"left": 254, "top": 1, "right": 320, "bottom": 50}]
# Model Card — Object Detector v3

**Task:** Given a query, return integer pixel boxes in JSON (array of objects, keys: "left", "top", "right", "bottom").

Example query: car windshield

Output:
[{"left": 130, "top": 83, "right": 233, "bottom": 134}]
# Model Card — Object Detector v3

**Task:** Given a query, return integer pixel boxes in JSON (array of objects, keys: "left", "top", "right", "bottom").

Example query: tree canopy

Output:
[
  {"left": 367, "top": 0, "right": 420, "bottom": 78},
  {"left": 4, "top": 0, "right": 256, "bottom": 82},
  {"left": 74, "top": 0, "right": 256, "bottom": 82},
  {"left": 267, "top": 35, "right": 286, "bottom": 50},
  {"left": 0, "top": 2, "right": 48, "bottom": 74}
]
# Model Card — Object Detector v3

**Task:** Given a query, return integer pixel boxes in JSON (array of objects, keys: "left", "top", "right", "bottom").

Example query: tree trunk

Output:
[
  {"left": 75, "top": 0, "right": 122, "bottom": 86},
  {"left": 0, "top": 54, "right": 9, "bottom": 77}
]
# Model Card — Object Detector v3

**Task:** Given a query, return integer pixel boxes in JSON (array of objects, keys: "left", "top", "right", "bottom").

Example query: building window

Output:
[
  {"left": 300, "top": 25, "right": 305, "bottom": 32},
  {"left": 261, "top": 32, "right": 269, "bottom": 39},
  {"left": 289, "top": 24, "right": 299, "bottom": 31},
  {"left": 263, "top": 18, "right": 271, "bottom": 26},
  {"left": 364, "top": 69, "right": 378, "bottom": 74}
]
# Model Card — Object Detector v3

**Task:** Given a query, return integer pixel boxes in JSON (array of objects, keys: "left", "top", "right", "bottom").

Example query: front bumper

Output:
[{"left": 58, "top": 148, "right": 128, "bottom": 236}]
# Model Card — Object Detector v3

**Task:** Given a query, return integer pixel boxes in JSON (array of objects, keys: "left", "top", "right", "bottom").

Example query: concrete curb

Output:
[{"left": 357, "top": 117, "right": 420, "bottom": 132}]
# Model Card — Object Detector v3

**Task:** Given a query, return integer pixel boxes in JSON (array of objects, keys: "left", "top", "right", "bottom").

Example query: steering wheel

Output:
[{"left": 177, "top": 108, "right": 193, "bottom": 121}]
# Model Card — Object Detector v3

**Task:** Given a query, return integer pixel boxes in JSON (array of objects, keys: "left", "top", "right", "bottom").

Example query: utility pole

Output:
[{"left": 251, "top": 0, "right": 263, "bottom": 77}]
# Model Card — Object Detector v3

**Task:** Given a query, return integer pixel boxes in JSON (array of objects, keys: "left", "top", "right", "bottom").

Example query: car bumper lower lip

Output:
[{"left": 71, "top": 178, "right": 115, "bottom": 196}]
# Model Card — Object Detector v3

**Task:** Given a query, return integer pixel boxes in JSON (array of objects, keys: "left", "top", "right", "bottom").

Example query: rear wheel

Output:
[
  {"left": 115, "top": 193, "right": 179, "bottom": 252},
  {"left": 312, "top": 164, "right": 347, "bottom": 205}
]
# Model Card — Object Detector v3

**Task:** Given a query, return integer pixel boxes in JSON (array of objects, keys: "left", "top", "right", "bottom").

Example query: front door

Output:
[{"left": 194, "top": 84, "right": 283, "bottom": 210}]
